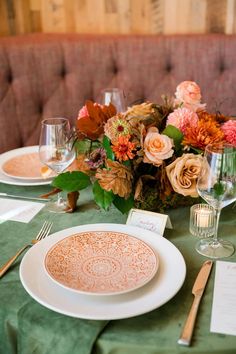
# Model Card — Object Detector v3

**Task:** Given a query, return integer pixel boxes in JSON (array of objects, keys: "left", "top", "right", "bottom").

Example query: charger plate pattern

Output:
[{"left": 44, "top": 231, "right": 158, "bottom": 295}]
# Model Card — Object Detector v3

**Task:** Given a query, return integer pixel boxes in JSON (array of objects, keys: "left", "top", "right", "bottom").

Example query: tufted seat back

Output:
[{"left": 0, "top": 33, "right": 236, "bottom": 153}]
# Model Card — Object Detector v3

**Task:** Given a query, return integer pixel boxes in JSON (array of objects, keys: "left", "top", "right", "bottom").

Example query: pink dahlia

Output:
[
  {"left": 221, "top": 120, "right": 236, "bottom": 146},
  {"left": 166, "top": 107, "right": 199, "bottom": 134}
]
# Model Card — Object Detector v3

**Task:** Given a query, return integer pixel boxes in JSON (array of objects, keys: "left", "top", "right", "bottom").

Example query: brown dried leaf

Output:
[{"left": 95, "top": 159, "right": 132, "bottom": 199}]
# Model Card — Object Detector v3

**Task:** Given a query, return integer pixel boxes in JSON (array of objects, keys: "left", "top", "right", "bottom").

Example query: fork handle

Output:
[{"left": 0, "top": 245, "right": 30, "bottom": 278}]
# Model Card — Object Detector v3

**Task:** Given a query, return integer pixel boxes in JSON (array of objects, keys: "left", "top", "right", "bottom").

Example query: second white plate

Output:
[
  {"left": 20, "top": 223, "right": 186, "bottom": 320},
  {"left": 0, "top": 146, "right": 53, "bottom": 186}
]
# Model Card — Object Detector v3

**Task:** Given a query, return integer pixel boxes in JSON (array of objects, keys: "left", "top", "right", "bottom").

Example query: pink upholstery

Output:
[{"left": 0, "top": 33, "right": 236, "bottom": 153}]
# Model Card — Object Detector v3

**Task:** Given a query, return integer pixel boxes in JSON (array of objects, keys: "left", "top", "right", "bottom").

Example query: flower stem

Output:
[{"left": 89, "top": 140, "right": 93, "bottom": 154}]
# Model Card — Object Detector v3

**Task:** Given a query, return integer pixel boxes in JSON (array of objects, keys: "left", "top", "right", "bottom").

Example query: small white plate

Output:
[
  {"left": 0, "top": 146, "right": 53, "bottom": 186},
  {"left": 20, "top": 223, "right": 186, "bottom": 320},
  {"left": 44, "top": 230, "right": 158, "bottom": 296}
]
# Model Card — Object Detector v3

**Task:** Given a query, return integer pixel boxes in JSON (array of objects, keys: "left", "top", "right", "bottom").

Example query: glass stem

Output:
[
  {"left": 56, "top": 191, "right": 63, "bottom": 206},
  {"left": 213, "top": 208, "right": 221, "bottom": 244}
]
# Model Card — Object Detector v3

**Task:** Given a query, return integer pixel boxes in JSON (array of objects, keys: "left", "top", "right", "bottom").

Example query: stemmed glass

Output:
[
  {"left": 101, "top": 88, "right": 126, "bottom": 112},
  {"left": 196, "top": 143, "right": 236, "bottom": 258},
  {"left": 39, "top": 118, "right": 75, "bottom": 213}
]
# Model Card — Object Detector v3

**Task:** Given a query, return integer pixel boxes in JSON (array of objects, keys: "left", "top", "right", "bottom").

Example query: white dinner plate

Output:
[
  {"left": 20, "top": 223, "right": 186, "bottom": 320},
  {"left": 0, "top": 146, "right": 53, "bottom": 186}
]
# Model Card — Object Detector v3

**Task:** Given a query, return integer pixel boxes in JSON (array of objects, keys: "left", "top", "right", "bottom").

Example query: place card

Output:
[
  {"left": 0, "top": 198, "right": 45, "bottom": 223},
  {"left": 126, "top": 208, "right": 172, "bottom": 236},
  {"left": 210, "top": 261, "right": 236, "bottom": 336}
]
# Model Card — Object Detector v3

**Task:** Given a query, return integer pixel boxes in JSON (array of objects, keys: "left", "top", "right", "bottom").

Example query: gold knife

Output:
[{"left": 178, "top": 260, "right": 213, "bottom": 346}]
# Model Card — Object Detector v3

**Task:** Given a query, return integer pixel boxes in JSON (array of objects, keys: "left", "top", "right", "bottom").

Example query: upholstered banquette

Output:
[{"left": 0, "top": 33, "right": 236, "bottom": 153}]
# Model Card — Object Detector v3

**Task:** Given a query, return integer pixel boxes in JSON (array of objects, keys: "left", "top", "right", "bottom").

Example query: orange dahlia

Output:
[
  {"left": 197, "top": 111, "right": 230, "bottom": 125},
  {"left": 112, "top": 135, "right": 136, "bottom": 162},
  {"left": 182, "top": 119, "right": 225, "bottom": 150}
]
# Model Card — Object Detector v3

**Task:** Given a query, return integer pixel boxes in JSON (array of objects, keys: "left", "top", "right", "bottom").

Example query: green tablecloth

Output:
[{"left": 0, "top": 182, "right": 236, "bottom": 354}]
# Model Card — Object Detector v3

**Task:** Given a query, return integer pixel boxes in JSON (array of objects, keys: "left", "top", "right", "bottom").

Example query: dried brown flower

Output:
[{"left": 95, "top": 160, "right": 133, "bottom": 199}]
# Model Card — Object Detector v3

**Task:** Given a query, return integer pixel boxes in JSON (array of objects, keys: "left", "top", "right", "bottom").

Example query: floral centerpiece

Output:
[{"left": 51, "top": 81, "right": 236, "bottom": 213}]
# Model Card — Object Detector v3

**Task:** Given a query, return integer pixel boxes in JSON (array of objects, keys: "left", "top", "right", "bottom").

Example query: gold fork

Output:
[{"left": 0, "top": 221, "right": 53, "bottom": 278}]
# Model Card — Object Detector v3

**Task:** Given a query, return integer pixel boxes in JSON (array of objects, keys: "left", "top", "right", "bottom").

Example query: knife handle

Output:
[{"left": 178, "top": 295, "right": 201, "bottom": 346}]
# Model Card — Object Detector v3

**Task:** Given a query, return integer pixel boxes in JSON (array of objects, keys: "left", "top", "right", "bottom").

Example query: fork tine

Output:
[
  {"left": 35, "top": 221, "right": 48, "bottom": 241},
  {"left": 36, "top": 221, "right": 52, "bottom": 241},
  {"left": 41, "top": 221, "right": 53, "bottom": 240}
]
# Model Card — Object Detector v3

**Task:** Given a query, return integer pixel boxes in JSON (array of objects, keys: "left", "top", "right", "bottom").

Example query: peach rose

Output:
[
  {"left": 166, "top": 153, "right": 203, "bottom": 197},
  {"left": 175, "top": 81, "right": 206, "bottom": 112},
  {"left": 143, "top": 127, "right": 174, "bottom": 166}
]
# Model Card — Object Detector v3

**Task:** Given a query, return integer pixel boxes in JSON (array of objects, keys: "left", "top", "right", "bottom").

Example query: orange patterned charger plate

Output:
[
  {"left": 44, "top": 231, "right": 158, "bottom": 295},
  {"left": 2, "top": 153, "right": 54, "bottom": 180}
]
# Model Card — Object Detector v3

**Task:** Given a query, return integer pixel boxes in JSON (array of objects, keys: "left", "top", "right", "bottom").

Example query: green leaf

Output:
[
  {"left": 190, "top": 146, "right": 204, "bottom": 154},
  {"left": 162, "top": 125, "right": 183, "bottom": 151},
  {"left": 102, "top": 136, "right": 115, "bottom": 160},
  {"left": 92, "top": 180, "right": 114, "bottom": 210},
  {"left": 74, "top": 139, "right": 91, "bottom": 154},
  {"left": 52, "top": 171, "right": 91, "bottom": 192},
  {"left": 113, "top": 195, "right": 134, "bottom": 214},
  {"left": 122, "top": 160, "right": 131, "bottom": 167},
  {"left": 75, "top": 139, "right": 101, "bottom": 154},
  {"left": 213, "top": 182, "right": 225, "bottom": 197}
]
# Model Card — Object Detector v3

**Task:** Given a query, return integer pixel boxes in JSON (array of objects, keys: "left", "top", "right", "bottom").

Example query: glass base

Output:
[
  {"left": 45, "top": 196, "right": 68, "bottom": 214},
  {"left": 195, "top": 238, "right": 235, "bottom": 259}
]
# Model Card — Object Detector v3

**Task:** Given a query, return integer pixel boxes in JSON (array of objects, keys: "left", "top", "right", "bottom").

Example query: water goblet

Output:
[
  {"left": 196, "top": 142, "right": 236, "bottom": 258},
  {"left": 101, "top": 88, "right": 126, "bottom": 112},
  {"left": 189, "top": 204, "right": 215, "bottom": 254},
  {"left": 39, "top": 117, "right": 75, "bottom": 213}
]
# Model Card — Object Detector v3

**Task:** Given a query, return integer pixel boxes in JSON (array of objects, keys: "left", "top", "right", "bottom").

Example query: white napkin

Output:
[{"left": 0, "top": 198, "right": 45, "bottom": 223}]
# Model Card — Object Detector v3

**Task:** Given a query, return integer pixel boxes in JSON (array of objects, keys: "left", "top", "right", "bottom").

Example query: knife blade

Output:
[
  {"left": 0, "top": 192, "right": 49, "bottom": 202},
  {"left": 178, "top": 260, "right": 213, "bottom": 346}
]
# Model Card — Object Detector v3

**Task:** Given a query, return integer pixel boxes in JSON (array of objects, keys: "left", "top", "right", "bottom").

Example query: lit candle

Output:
[{"left": 195, "top": 208, "right": 213, "bottom": 228}]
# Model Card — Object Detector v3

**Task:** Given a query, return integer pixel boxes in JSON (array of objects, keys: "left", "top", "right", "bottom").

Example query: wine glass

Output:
[
  {"left": 101, "top": 88, "right": 126, "bottom": 112},
  {"left": 39, "top": 118, "right": 75, "bottom": 213},
  {"left": 196, "top": 143, "right": 236, "bottom": 258}
]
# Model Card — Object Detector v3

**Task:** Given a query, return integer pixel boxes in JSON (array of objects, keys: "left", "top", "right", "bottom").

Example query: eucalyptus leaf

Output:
[
  {"left": 93, "top": 180, "right": 114, "bottom": 210},
  {"left": 113, "top": 195, "right": 134, "bottom": 214},
  {"left": 52, "top": 171, "right": 91, "bottom": 192}
]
